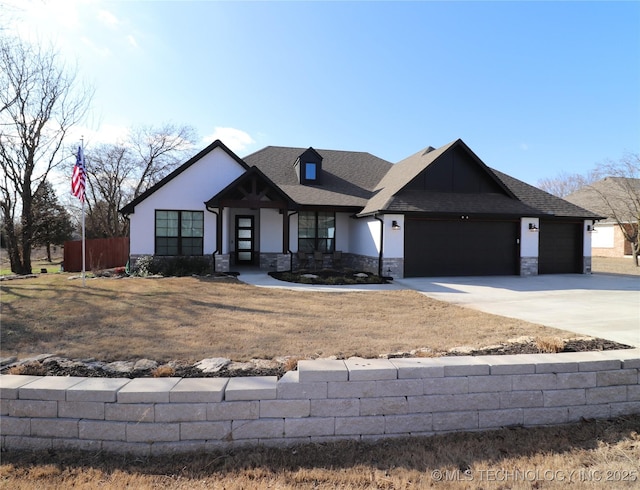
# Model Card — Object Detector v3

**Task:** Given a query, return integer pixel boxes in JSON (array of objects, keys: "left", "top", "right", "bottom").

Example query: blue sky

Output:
[{"left": 6, "top": 0, "right": 640, "bottom": 186}]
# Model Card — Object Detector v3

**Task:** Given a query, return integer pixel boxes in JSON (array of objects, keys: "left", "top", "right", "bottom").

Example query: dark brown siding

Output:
[
  {"left": 407, "top": 146, "right": 506, "bottom": 194},
  {"left": 404, "top": 219, "right": 519, "bottom": 277},
  {"left": 63, "top": 237, "right": 129, "bottom": 272},
  {"left": 539, "top": 221, "right": 583, "bottom": 274}
]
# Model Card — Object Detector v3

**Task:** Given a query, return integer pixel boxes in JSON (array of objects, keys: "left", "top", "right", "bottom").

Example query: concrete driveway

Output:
[{"left": 395, "top": 273, "right": 640, "bottom": 347}]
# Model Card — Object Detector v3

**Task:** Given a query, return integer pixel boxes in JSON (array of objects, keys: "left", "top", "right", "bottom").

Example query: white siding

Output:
[
  {"left": 382, "top": 214, "right": 404, "bottom": 258},
  {"left": 260, "top": 208, "right": 282, "bottom": 253},
  {"left": 349, "top": 217, "right": 380, "bottom": 256},
  {"left": 591, "top": 223, "right": 615, "bottom": 248},
  {"left": 520, "top": 218, "right": 539, "bottom": 257},
  {"left": 128, "top": 147, "right": 246, "bottom": 255}
]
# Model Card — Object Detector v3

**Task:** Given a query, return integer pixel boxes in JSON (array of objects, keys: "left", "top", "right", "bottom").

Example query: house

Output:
[
  {"left": 565, "top": 177, "right": 640, "bottom": 258},
  {"left": 120, "top": 138, "right": 600, "bottom": 278}
]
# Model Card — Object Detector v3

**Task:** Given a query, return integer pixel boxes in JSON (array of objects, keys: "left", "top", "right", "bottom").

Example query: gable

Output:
[
  {"left": 205, "top": 166, "right": 297, "bottom": 210},
  {"left": 405, "top": 144, "right": 508, "bottom": 194},
  {"left": 120, "top": 140, "right": 249, "bottom": 215}
]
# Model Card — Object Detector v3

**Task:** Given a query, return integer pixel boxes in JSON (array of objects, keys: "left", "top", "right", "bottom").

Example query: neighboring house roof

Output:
[{"left": 565, "top": 177, "right": 640, "bottom": 223}]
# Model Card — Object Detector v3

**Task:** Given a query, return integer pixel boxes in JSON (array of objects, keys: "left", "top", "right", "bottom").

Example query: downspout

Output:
[
  {"left": 287, "top": 210, "right": 299, "bottom": 271},
  {"left": 374, "top": 213, "right": 384, "bottom": 277},
  {"left": 205, "top": 206, "right": 220, "bottom": 272}
]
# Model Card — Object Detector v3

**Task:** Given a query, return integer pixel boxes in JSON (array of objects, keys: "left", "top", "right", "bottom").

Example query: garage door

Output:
[
  {"left": 539, "top": 221, "right": 582, "bottom": 274},
  {"left": 404, "top": 219, "right": 519, "bottom": 277}
]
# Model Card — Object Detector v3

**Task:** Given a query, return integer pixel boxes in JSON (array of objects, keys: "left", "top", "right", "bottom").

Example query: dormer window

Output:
[
  {"left": 295, "top": 147, "right": 323, "bottom": 185},
  {"left": 305, "top": 162, "right": 317, "bottom": 181}
]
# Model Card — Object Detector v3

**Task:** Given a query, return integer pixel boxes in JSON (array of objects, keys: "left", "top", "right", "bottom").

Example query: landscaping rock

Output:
[
  {"left": 104, "top": 361, "right": 135, "bottom": 374},
  {"left": 194, "top": 357, "right": 230, "bottom": 373},
  {"left": 0, "top": 337, "right": 633, "bottom": 379},
  {"left": 0, "top": 357, "right": 17, "bottom": 366},
  {"left": 133, "top": 359, "right": 158, "bottom": 372}
]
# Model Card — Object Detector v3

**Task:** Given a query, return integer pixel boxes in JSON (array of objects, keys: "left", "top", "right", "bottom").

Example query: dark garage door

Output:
[
  {"left": 404, "top": 219, "right": 519, "bottom": 277},
  {"left": 539, "top": 221, "right": 582, "bottom": 274}
]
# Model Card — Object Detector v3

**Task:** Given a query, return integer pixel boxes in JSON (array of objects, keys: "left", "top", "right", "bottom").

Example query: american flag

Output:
[{"left": 71, "top": 146, "right": 86, "bottom": 202}]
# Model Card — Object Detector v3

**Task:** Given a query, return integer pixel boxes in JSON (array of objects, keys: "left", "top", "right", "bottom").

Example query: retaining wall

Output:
[{"left": 1, "top": 350, "right": 639, "bottom": 455}]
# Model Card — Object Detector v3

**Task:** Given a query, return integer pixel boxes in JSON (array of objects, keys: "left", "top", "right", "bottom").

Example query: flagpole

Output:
[{"left": 81, "top": 137, "right": 86, "bottom": 287}]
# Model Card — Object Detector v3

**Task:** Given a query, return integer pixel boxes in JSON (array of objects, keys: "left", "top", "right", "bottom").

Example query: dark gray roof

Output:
[
  {"left": 121, "top": 137, "right": 601, "bottom": 221},
  {"left": 385, "top": 190, "right": 541, "bottom": 216},
  {"left": 359, "top": 141, "right": 456, "bottom": 215},
  {"left": 492, "top": 169, "right": 602, "bottom": 219},
  {"left": 243, "top": 146, "right": 393, "bottom": 208}
]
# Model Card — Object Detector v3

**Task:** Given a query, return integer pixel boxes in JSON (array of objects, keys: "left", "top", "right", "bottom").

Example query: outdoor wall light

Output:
[
  {"left": 587, "top": 224, "right": 596, "bottom": 232},
  {"left": 528, "top": 223, "right": 539, "bottom": 232},
  {"left": 391, "top": 220, "right": 401, "bottom": 230}
]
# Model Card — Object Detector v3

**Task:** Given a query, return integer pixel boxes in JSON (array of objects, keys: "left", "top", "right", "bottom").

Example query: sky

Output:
[{"left": 4, "top": 0, "right": 640, "bottom": 188}]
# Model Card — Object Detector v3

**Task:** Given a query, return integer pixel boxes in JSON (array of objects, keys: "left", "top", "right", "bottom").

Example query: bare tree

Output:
[
  {"left": 537, "top": 171, "right": 595, "bottom": 198},
  {"left": 590, "top": 153, "right": 640, "bottom": 266},
  {"left": 129, "top": 123, "right": 196, "bottom": 198},
  {"left": 83, "top": 124, "right": 196, "bottom": 238},
  {"left": 85, "top": 144, "right": 135, "bottom": 238},
  {"left": 0, "top": 36, "right": 92, "bottom": 274}
]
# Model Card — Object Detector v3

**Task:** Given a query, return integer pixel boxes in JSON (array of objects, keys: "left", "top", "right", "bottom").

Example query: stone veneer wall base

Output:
[{"left": 1, "top": 350, "right": 638, "bottom": 454}]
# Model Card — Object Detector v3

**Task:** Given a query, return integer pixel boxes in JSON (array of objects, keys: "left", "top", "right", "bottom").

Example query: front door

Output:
[{"left": 235, "top": 215, "right": 255, "bottom": 265}]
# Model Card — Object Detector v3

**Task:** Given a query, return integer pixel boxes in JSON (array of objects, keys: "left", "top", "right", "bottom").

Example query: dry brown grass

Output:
[
  {"left": 1, "top": 416, "right": 638, "bottom": 489},
  {"left": 536, "top": 336, "right": 566, "bottom": 353},
  {"left": 592, "top": 256, "right": 640, "bottom": 276},
  {"left": 0, "top": 273, "right": 578, "bottom": 363}
]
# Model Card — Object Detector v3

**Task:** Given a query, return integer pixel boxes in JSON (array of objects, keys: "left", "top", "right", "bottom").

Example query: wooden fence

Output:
[{"left": 63, "top": 237, "right": 129, "bottom": 272}]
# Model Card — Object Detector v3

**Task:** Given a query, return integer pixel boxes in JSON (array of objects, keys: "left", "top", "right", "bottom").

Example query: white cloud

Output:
[
  {"left": 202, "top": 127, "right": 256, "bottom": 154},
  {"left": 126, "top": 35, "right": 139, "bottom": 49},
  {"left": 80, "top": 36, "right": 111, "bottom": 57},
  {"left": 97, "top": 9, "right": 120, "bottom": 29},
  {"left": 68, "top": 124, "right": 130, "bottom": 147}
]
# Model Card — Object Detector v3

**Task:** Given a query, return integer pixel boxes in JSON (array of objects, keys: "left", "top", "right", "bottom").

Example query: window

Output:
[
  {"left": 298, "top": 211, "right": 335, "bottom": 252},
  {"left": 305, "top": 162, "right": 317, "bottom": 180},
  {"left": 155, "top": 210, "right": 203, "bottom": 255}
]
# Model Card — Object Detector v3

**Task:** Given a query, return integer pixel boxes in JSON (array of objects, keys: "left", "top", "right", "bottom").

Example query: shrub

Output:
[
  {"left": 536, "top": 336, "right": 565, "bottom": 353},
  {"left": 152, "top": 365, "right": 176, "bottom": 377},
  {"left": 132, "top": 255, "right": 154, "bottom": 277},
  {"left": 132, "top": 256, "right": 212, "bottom": 277}
]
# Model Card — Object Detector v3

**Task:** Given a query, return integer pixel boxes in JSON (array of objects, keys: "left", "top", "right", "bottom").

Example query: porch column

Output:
[
  {"left": 216, "top": 207, "right": 223, "bottom": 254},
  {"left": 282, "top": 209, "right": 290, "bottom": 254}
]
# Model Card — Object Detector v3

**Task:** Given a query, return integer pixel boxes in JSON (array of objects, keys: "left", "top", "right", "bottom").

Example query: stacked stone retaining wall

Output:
[{"left": 1, "top": 350, "right": 639, "bottom": 455}]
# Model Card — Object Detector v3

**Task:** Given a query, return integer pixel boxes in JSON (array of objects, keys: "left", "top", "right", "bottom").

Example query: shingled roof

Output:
[
  {"left": 491, "top": 169, "right": 602, "bottom": 219},
  {"left": 120, "top": 137, "right": 600, "bottom": 221},
  {"left": 565, "top": 177, "right": 640, "bottom": 223},
  {"left": 243, "top": 140, "right": 599, "bottom": 219},
  {"left": 243, "top": 146, "right": 393, "bottom": 209}
]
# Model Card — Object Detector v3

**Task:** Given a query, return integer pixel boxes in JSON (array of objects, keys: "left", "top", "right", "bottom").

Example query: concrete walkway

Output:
[{"left": 238, "top": 270, "right": 640, "bottom": 348}]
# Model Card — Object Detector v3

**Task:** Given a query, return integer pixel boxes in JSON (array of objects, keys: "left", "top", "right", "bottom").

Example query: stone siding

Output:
[
  {"left": 520, "top": 257, "right": 538, "bottom": 276},
  {"left": 214, "top": 254, "right": 230, "bottom": 273},
  {"left": 2, "top": 349, "right": 638, "bottom": 454}
]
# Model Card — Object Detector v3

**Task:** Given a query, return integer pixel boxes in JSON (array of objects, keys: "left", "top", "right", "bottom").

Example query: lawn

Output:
[{"left": 0, "top": 272, "right": 580, "bottom": 363}]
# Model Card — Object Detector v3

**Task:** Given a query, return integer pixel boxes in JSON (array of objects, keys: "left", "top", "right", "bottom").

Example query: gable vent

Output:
[{"left": 423, "top": 146, "right": 435, "bottom": 155}]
